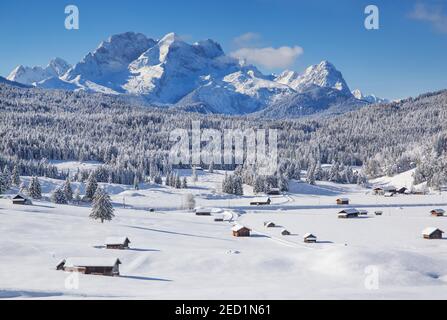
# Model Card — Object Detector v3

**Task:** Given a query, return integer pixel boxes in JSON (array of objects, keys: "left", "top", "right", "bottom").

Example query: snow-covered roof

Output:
[
  {"left": 338, "top": 208, "right": 359, "bottom": 214},
  {"left": 105, "top": 237, "right": 130, "bottom": 245},
  {"left": 232, "top": 225, "right": 250, "bottom": 232},
  {"left": 62, "top": 257, "right": 121, "bottom": 268},
  {"left": 422, "top": 228, "right": 444, "bottom": 236},
  {"left": 303, "top": 233, "right": 317, "bottom": 239},
  {"left": 264, "top": 221, "right": 275, "bottom": 226},
  {"left": 251, "top": 197, "right": 271, "bottom": 202},
  {"left": 13, "top": 194, "right": 28, "bottom": 200},
  {"left": 431, "top": 209, "right": 445, "bottom": 214},
  {"left": 337, "top": 198, "right": 349, "bottom": 201},
  {"left": 195, "top": 207, "right": 212, "bottom": 213}
]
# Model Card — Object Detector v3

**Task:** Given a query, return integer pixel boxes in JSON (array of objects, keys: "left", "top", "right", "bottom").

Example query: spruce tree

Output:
[
  {"left": 51, "top": 188, "right": 67, "bottom": 204},
  {"left": 11, "top": 165, "right": 21, "bottom": 187},
  {"left": 63, "top": 177, "right": 73, "bottom": 202},
  {"left": 29, "top": 177, "right": 42, "bottom": 199},
  {"left": 85, "top": 172, "right": 98, "bottom": 201},
  {"left": 90, "top": 188, "right": 114, "bottom": 223}
]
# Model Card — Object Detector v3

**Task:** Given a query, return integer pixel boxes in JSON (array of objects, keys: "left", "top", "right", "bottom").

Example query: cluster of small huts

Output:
[
  {"left": 57, "top": 237, "right": 131, "bottom": 277},
  {"left": 372, "top": 186, "right": 410, "bottom": 197}
]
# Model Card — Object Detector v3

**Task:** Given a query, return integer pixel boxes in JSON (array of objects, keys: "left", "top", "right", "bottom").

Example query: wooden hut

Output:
[
  {"left": 57, "top": 257, "right": 122, "bottom": 276},
  {"left": 396, "top": 187, "right": 408, "bottom": 194},
  {"left": 336, "top": 198, "right": 349, "bottom": 205},
  {"left": 338, "top": 208, "right": 360, "bottom": 219},
  {"left": 359, "top": 210, "right": 369, "bottom": 216},
  {"left": 264, "top": 221, "right": 276, "bottom": 228},
  {"left": 303, "top": 233, "right": 317, "bottom": 243},
  {"left": 373, "top": 187, "right": 384, "bottom": 195},
  {"left": 12, "top": 194, "right": 32, "bottom": 205},
  {"left": 281, "top": 229, "right": 291, "bottom": 236},
  {"left": 232, "top": 225, "right": 251, "bottom": 237},
  {"left": 422, "top": 228, "right": 444, "bottom": 240},
  {"left": 250, "top": 197, "right": 271, "bottom": 206},
  {"left": 195, "top": 208, "right": 212, "bottom": 216},
  {"left": 105, "top": 237, "right": 131, "bottom": 250},
  {"left": 267, "top": 188, "right": 281, "bottom": 195},
  {"left": 375, "top": 211, "right": 383, "bottom": 216},
  {"left": 430, "top": 209, "right": 445, "bottom": 217}
]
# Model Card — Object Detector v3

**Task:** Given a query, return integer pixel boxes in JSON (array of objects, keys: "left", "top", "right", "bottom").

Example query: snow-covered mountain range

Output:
[{"left": 6, "top": 32, "right": 386, "bottom": 117}]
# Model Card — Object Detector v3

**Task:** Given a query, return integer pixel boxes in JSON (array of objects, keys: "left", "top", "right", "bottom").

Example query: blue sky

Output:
[{"left": 0, "top": 0, "right": 446, "bottom": 99}]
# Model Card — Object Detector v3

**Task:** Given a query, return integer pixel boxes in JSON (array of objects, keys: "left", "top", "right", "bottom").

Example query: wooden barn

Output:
[
  {"left": 373, "top": 186, "right": 397, "bottom": 195},
  {"left": 232, "top": 225, "right": 251, "bottom": 237},
  {"left": 105, "top": 237, "right": 131, "bottom": 250},
  {"left": 57, "top": 257, "right": 122, "bottom": 276},
  {"left": 373, "top": 187, "right": 384, "bottom": 195},
  {"left": 303, "top": 233, "right": 317, "bottom": 243},
  {"left": 264, "top": 221, "right": 276, "bottom": 228},
  {"left": 12, "top": 194, "right": 32, "bottom": 205},
  {"left": 422, "top": 228, "right": 444, "bottom": 240},
  {"left": 336, "top": 198, "right": 349, "bottom": 205},
  {"left": 281, "top": 229, "right": 291, "bottom": 236},
  {"left": 338, "top": 208, "right": 360, "bottom": 219},
  {"left": 359, "top": 210, "right": 369, "bottom": 216},
  {"left": 430, "top": 209, "right": 445, "bottom": 217},
  {"left": 267, "top": 188, "right": 281, "bottom": 195},
  {"left": 375, "top": 211, "right": 383, "bottom": 216},
  {"left": 250, "top": 197, "right": 271, "bottom": 206},
  {"left": 195, "top": 208, "right": 212, "bottom": 216}
]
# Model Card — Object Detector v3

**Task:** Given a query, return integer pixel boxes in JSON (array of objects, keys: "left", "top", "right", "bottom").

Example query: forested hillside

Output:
[{"left": 0, "top": 84, "right": 446, "bottom": 188}]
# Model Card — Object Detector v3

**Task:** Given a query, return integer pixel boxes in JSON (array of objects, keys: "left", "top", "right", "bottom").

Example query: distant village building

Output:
[
  {"left": 430, "top": 209, "right": 445, "bottom": 217},
  {"left": 336, "top": 198, "right": 349, "bottom": 205},
  {"left": 267, "top": 188, "right": 281, "bottom": 195},
  {"left": 338, "top": 208, "right": 360, "bottom": 219},
  {"left": 195, "top": 208, "right": 212, "bottom": 216},
  {"left": 359, "top": 210, "right": 369, "bottom": 215},
  {"left": 422, "top": 228, "right": 444, "bottom": 240},
  {"left": 281, "top": 229, "right": 291, "bottom": 236},
  {"left": 105, "top": 237, "right": 131, "bottom": 250},
  {"left": 214, "top": 215, "right": 224, "bottom": 222},
  {"left": 264, "top": 221, "right": 276, "bottom": 228},
  {"left": 303, "top": 233, "right": 317, "bottom": 243},
  {"left": 57, "top": 257, "right": 122, "bottom": 276},
  {"left": 250, "top": 197, "right": 271, "bottom": 206},
  {"left": 232, "top": 225, "right": 251, "bottom": 237},
  {"left": 373, "top": 186, "right": 397, "bottom": 195},
  {"left": 375, "top": 211, "right": 383, "bottom": 216},
  {"left": 12, "top": 194, "right": 32, "bottom": 205}
]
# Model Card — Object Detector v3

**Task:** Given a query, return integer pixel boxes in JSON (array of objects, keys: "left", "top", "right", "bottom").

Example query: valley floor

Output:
[{"left": 1, "top": 169, "right": 447, "bottom": 299}]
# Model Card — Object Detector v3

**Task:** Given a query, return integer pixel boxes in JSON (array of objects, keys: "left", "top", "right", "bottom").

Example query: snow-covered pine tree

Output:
[
  {"left": 175, "top": 174, "right": 182, "bottom": 189},
  {"left": 73, "top": 187, "right": 81, "bottom": 204},
  {"left": 51, "top": 188, "right": 67, "bottom": 204},
  {"left": 2, "top": 166, "right": 11, "bottom": 190},
  {"left": 278, "top": 174, "right": 289, "bottom": 191},
  {"left": 29, "top": 177, "right": 42, "bottom": 199},
  {"left": 192, "top": 166, "right": 198, "bottom": 182},
  {"left": 11, "top": 165, "right": 21, "bottom": 186},
  {"left": 183, "top": 193, "right": 196, "bottom": 210},
  {"left": 63, "top": 177, "right": 73, "bottom": 202},
  {"left": 0, "top": 172, "right": 6, "bottom": 194},
  {"left": 84, "top": 172, "right": 98, "bottom": 201},
  {"left": 90, "top": 187, "right": 114, "bottom": 223},
  {"left": 233, "top": 175, "right": 244, "bottom": 195},
  {"left": 133, "top": 175, "right": 139, "bottom": 190}
]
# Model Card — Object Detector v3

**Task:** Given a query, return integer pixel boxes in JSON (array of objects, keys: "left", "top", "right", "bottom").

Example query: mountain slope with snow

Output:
[
  {"left": 5, "top": 32, "right": 385, "bottom": 117},
  {"left": 7, "top": 58, "right": 71, "bottom": 85}
]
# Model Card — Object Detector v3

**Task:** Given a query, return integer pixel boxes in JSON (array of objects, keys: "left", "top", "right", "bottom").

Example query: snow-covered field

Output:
[{"left": 1, "top": 170, "right": 447, "bottom": 299}]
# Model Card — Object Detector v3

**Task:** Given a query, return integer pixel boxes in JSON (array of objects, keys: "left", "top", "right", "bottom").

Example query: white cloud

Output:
[
  {"left": 409, "top": 3, "right": 447, "bottom": 33},
  {"left": 233, "top": 32, "right": 262, "bottom": 48},
  {"left": 230, "top": 46, "right": 304, "bottom": 69}
]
